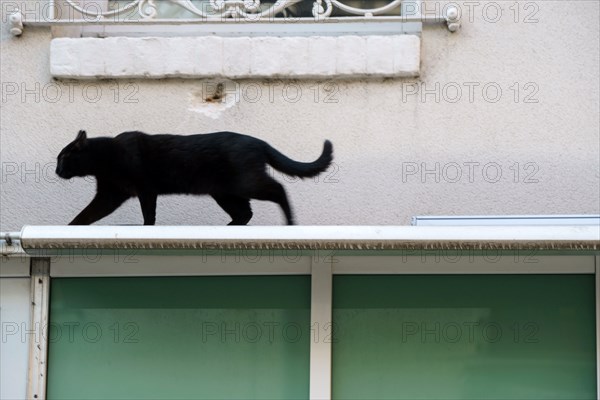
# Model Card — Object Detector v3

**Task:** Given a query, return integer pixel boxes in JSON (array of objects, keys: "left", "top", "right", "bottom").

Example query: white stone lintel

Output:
[{"left": 50, "top": 35, "right": 421, "bottom": 80}]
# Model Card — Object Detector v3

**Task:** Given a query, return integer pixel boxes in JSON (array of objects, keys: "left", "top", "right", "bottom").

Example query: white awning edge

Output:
[{"left": 8, "top": 225, "right": 600, "bottom": 253}]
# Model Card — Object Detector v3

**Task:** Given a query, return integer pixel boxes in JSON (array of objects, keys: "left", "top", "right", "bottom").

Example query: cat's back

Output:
[
  {"left": 114, "top": 131, "right": 266, "bottom": 162},
  {"left": 113, "top": 130, "right": 148, "bottom": 150},
  {"left": 113, "top": 130, "right": 197, "bottom": 154},
  {"left": 140, "top": 131, "right": 264, "bottom": 152}
]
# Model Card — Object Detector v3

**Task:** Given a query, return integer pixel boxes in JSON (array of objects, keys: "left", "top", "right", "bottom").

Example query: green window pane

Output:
[
  {"left": 48, "top": 276, "right": 311, "bottom": 400},
  {"left": 332, "top": 275, "right": 596, "bottom": 400}
]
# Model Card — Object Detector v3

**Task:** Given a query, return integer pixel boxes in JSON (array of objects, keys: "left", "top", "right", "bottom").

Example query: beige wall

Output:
[{"left": 1, "top": 1, "right": 598, "bottom": 230}]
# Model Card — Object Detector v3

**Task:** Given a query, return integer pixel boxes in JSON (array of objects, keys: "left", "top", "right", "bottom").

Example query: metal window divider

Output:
[
  {"left": 26, "top": 258, "right": 51, "bottom": 400},
  {"left": 310, "top": 253, "right": 333, "bottom": 400}
]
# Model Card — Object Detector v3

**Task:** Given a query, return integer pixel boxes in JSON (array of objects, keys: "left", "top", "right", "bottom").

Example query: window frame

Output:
[
  {"left": 7, "top": 225, "right": 597, "bottom": 399},
  {"left": 25, "top": 253, "right": 600, "bottom": 400}
]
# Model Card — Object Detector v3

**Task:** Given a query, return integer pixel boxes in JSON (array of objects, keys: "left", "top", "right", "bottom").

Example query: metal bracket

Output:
[
  {"left": 1, "top": 232, "right": 25, "bottom": 258},
  {"left": 445, "top": 6, "right": 461, "bottom": 32},
  {"left": 9, "top": 11, "right": 24, "bottom": 36}
]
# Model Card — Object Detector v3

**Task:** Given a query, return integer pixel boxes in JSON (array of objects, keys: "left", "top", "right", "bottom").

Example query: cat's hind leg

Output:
[
  {"left": 244, "top": 177, "right": 294, "bottom": 225},
  {"left": 211, "top": 194, "right": 253, "bottom": 225}
]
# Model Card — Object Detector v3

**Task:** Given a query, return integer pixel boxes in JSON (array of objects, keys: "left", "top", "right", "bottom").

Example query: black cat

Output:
[{"left": 56, "top": 130, "right": 333, "bottom": 225}]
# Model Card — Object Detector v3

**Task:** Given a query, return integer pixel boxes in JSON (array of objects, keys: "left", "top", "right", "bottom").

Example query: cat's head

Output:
[{"left": 56, "top": 130, "right": 92, "bottom": 179}]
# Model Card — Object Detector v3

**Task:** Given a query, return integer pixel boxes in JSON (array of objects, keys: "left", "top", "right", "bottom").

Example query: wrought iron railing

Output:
[
  {"left": 101, "top": 0, "right": 405, "bottom": 20},
  {"left": 8, "top": 0, "right": 461, "bottom": 35}
]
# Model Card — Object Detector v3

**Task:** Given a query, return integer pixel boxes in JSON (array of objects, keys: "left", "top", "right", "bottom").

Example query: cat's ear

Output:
[
  {"left": 76, "top": 130, "right": 87, "bottom": 142},
  {"left": 74, "top": 130, "right": 87, "bottom": 148}
]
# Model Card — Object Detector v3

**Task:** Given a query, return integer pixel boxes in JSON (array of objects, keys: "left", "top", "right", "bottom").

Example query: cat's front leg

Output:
[
  {"left": 138, "top": 193, "right": 157, "bottom": 225},
  {"left": 69, "top": 191, "right": 129, "bottom": 225}
]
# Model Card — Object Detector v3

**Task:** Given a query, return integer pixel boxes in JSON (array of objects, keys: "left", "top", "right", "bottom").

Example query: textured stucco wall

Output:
[{"left": 1, "top": 1, "right": 599, "bottom": 230}]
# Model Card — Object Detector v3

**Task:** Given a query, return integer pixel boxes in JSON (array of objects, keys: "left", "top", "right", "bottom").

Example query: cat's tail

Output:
[{"left": 265, "top": 140, "right": 333, "bottom": 178}]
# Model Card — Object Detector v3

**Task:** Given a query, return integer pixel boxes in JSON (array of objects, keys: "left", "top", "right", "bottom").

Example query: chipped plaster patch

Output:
[{"left": 188, "top": 80, "right": 238, "bottom": 119}]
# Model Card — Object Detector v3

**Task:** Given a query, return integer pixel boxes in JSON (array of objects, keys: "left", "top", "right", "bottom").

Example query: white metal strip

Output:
[
  {"left": 412, "top": 214, "right": 600, "bottom": 226},
  {"left": 18, "top": 225, "right": 600, "bottom": 251},
  {"left": 333, "top": 255, "right": 596, "bottom": 274},
  {"left": 50, "top": 255, "right": 311, "bottom": 277},
  {"left": 49, "top": 254, "right": 597, "bottom": 277},
  {"left": 309, "top": 258, "right": 332, "bottom": 400},
  {"left": 79, "top": 21, "right": 423, "bottom": 37},
  {"left": 26, "top": 259, "right": 50, "bottom": 400}
]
